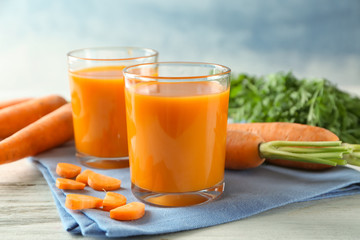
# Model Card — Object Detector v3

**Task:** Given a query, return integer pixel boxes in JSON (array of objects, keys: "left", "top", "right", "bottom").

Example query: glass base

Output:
[
  {"left": 76, "top": 152, "right": 129, "bottom": 169},
  {"left": 131, "top": 181, "right": 225, "bottom": 207}
]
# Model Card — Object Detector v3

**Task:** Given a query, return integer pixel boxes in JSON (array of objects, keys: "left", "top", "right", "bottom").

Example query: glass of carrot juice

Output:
[
  {"left": 67, "top": 47, "right": 158, "bottom": 169},
  {"left": 123, "top": 62, "right": 231, "bottom": 207}
]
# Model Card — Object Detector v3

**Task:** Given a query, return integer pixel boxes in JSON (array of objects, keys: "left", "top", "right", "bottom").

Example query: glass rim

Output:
[
  {"left": 67, "top": 46, "right": 159, "bottom": 61},
  {"left": 123, "top": 62, "right": 231, "bottom": 80}
]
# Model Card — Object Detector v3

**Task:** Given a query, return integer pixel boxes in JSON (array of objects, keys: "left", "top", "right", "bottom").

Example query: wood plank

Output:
[{"left": 1, "top": 159, "right": 360, "bottom": 240}]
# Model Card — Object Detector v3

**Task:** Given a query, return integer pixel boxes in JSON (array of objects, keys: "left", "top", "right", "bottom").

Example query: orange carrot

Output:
[
  {"left": 56, "top": 163, "right": 82, "bottom": 178},
  {"left": 56, "top": 178, "right": 86, "bottom": 190},
  {"left": 88, "top": 172, "right": 121, "bottom": 191},
  {"left": 110, "top": 202, "right": 145, "bottom": 221},
  {"left": 65, "top": 194, "right": 103, "bottom": 210},
  {"left": 0, "top": 95, "right": 67, "bottom": 139},
  {"left": 75, "top": 169, "right": 94, "bottom": 185},
  {"left": 102, "top": 192, "right": 127, "bottom": 211},
  {"left": 226, "top": 130, "right": 265, "bottom": 170},
  {"left": 227, "top": 123, "right": 340, "bottom": 170},
  {"left": 0, "top": 97, "right": 33, "bottom": 110},
  {"left": 225, "top": 126, "right": 356, "bottom": 171},
  {"left": 0, "top": 103, "right": 74, "bottom": 165},
  {"left": 228, "top": 122, "right": 339, "bottom": 142}
]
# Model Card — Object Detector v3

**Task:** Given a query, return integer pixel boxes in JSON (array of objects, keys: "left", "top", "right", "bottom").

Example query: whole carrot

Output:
[
  {"left": 227, "top": 122, "right": 340, "bottom": 170},
  {"left": 0, "top": 97, "right": 33, "bottom": 110},
  {"left": 0, "top": 95, "right": 67, "bottom": 139},
  {"left": 226, "top": 123, "right": 360, "bottom": 170},
  {"left": 228, "top": 122, "right": 339, "bottom": 142},
  {"left": 0, "top": 103, "right": 74, "bottom": 165}
]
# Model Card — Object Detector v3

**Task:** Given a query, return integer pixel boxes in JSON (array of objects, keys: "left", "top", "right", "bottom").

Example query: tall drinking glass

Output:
[
  {"left": 124, "top": 62, "right": 231, "bottom": 207},
  {"left": 67, "top": 47, "right": 158, "bottom": 169}
]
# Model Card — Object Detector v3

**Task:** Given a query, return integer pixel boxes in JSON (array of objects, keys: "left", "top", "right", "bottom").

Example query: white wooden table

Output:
[{"left": 1, "top": 156, "right": 360, "bottom": 240}]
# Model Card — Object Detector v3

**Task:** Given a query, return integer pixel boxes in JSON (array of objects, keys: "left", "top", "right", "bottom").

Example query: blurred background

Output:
[{"left": 0, "top": 0, "right": 359, "bottom": 99}]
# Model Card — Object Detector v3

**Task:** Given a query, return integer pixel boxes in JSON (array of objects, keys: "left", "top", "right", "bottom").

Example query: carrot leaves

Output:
[{"left": 229, "top": 72, "right": 360, "bottom": 144}]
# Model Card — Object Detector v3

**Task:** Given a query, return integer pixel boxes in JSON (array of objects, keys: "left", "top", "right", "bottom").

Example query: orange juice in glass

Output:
[
  {"left": 124, "top": 62, "right": 231, "bottom": 207},
  {"left": 67, "top": 47, "right": 158, "bottom": 169}
]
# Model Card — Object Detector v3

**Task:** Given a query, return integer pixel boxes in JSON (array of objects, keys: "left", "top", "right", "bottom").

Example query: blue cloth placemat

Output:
[{"left": 30, "top": 142, "right": 360, "bottom": 238}]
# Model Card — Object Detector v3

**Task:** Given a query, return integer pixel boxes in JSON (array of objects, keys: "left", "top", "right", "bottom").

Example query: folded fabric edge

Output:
[
  {"left": 306, "top": 184, "right": 360, "bottom": 201},
  {"left": 28, "top": 157, "right": 360, "bottom": 238},
  {"left": 30, "top": 158, "right": 82, "bottom": 233},
  {"left": 29, "top": 157, "right": 108, "bottom": 237}
]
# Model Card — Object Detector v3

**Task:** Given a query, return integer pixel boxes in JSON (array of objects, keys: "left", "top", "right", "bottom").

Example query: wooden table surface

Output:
[{"left": 1, "top": 158, "right": 360, "bottom": 240}]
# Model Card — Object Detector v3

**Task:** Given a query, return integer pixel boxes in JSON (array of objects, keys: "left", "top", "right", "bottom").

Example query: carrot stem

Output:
[
  {"left": 342, "top": 143, "right": 360, "bottom": 166},
  {"left": 347, "top": 144, "right": 360, "bottom": 151},
  {"left": 259, "top": 141, "right": 360, "bottom": 167},
  {"left": 344, "top": 154, "right": 360, "bottom": 167},
  {"left": 266, "top": 141, "right": 342, "bottom": 147},
  {"left": 260, "top": 148, "right": 337, "bottom": 166},
  {"left": 278, "top": 146, "right": 352, "bottom": 154}
]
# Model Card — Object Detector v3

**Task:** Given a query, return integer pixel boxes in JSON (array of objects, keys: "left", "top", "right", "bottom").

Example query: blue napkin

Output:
[{"left": 30, "top": 141, "right": 360, "bottom": 238}]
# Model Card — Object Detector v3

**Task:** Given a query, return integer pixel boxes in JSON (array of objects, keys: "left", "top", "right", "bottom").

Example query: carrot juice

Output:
[
  {"left": 69, "top": 66, "right": 128, "bottom": 158},
  {"left": 125, "top": 81, "right": 230, "bottom": 193},
  {"left": 67, "top": 47, "right": 158, "bottom": 169}
]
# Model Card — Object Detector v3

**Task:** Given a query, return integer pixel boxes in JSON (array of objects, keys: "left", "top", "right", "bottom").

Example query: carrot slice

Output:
[
  {"left": 110, "top": 202, "right": 145, "bottom": 221},
  {"left": 56, "top": 163, "right": 82, "bottom": 178},
  {"left": 65, "top": 194, "right": 103, "bottom": 210},
  {"left": 102, "top": 192, "right": 127, "bottom": 211},
  {"left": 75, "top": 169, "right": 94, "bottom": 185},
  {"left": 88, "top": 172, "right": 121, "bottom": 191},
  {"left": 56, "top": 178, "right": 85, "bottom": 190}
]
